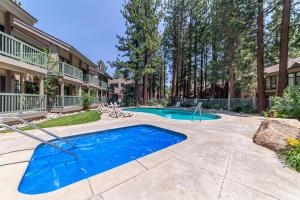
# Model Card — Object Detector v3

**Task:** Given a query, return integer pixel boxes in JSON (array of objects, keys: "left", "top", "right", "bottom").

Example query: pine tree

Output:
[{"left": 114, "top": 0, "right": 161, "bottom": 105}]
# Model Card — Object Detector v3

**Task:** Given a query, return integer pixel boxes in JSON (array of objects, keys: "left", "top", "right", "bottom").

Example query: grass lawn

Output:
[{"left": 1, "top": 110, "right": 101, "bottom": 133}]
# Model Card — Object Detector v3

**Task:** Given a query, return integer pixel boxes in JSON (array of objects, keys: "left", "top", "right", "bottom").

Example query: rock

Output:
[{"left": 253, "top": 119, "right": 300, "bottom": 152}]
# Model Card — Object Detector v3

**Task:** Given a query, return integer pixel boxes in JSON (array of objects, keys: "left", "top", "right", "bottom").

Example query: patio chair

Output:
[
  {"left": 175, "top": 102, "right": 181, "bottom": 108},
  {"left": 109, "top": 102, "right": 114, "bottom": 108},
  {"left": 97, "top": 104, "right": 110, "bottom": 113},
  {"left": 110, "top": 107, "right": 134, "bottom": 118},
  {"left": 114, "top": 102, "right": 119, "bottom": 108}
]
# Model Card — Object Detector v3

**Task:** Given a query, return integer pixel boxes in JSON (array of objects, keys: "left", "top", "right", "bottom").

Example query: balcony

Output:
[
  {"left": 100, "top": 81, "right": 108, "bottom": 90},
  {"left": 0, "top": 31, "right": 47, "bottom": 69},
  {"left": 58, "top": 62, "right": 83, "bottom": 81},
  {"left": 0, "top": 93, "right": 47, "bottom": 114},
  {"left": 47, "top": 95, "right": 83, "bottom": 109},
  {"left": 90, "top": 97, "right": 100, "bottom": 105},
  {"left": 83, "top": 75, "right": 100, "bottom": 88}
]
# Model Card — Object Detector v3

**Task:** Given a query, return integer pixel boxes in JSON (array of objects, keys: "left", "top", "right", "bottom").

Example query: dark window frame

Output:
[{"left": 296, "top": 72, "right": 300, "bottom": 86}]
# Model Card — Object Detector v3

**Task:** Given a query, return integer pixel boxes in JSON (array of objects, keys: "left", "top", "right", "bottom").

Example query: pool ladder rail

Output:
[
  {"left": 0, "top": 113, "right": 78, "bottom": 159},
  {"left": 192, "top": 102, "right": 203, "bottom": 122}
]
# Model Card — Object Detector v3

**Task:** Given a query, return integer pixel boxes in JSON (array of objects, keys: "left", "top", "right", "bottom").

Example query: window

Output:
[
  {"left": 288, "top": 73, "right": 295, "bottom": 86},
  {"left": 59, "top": 56, "right": 70, "bottom": 64},
  {"left": 270, "top": 76, "right": 277, "bottom": 89},
  {"left": 0, "top": 76, "right": 5, "bottom": 92},
  {"left": 0, "top": 25, "right": 4, "bottom": 33},
  {"left": 296, "top": 72, "right": 300, "bottom": 86},
  {"left": 265, "top": 77, "right": 271, "bottom": 90},
  {"left": 64, "top": 86, "right": 70, "bottom": 95}
]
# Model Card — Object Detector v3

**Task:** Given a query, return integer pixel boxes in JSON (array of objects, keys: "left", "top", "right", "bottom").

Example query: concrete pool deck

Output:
[{"left": 0, "top": 111, "right": 300, "bottom": 200}]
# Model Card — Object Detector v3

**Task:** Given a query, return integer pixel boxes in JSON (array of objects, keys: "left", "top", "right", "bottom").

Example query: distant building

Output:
[
  {"left": 264, "top": 57, "right": 300, "bottom": 97},
  {"left": 109, "top": 79, "right": 134, "bottom": 102}
]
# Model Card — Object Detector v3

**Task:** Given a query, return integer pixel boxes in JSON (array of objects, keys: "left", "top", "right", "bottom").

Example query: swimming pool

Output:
[
  {"left": 19, "top": 125, "right": 186, "bottom": 194},
  {"left": 123, "top": 107, "right": 221, "bottom": 120}
]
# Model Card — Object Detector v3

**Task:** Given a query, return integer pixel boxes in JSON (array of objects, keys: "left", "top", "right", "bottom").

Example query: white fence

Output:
[
  {"left": 0, "top": 93, "right": 47, "bottom": 114},
  {"left": 182, "top": 98, "right": 257, "bottom": 109},
  {"left": 83, "top": 75, "right": 100, "bottom": 88},
  {"left": 0, "top": 31, "right": 47, "bottom": 69},
  {"left": 59, "top": 62, "right": 83, "bottom": 81},
  {"left": 47, "top": 96, "right": 83, "bottom": 108}
]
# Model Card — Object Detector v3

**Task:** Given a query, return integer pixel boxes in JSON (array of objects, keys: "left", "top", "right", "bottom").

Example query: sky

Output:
[{"left": 20, "top": 0, "right": 126, "bottom": 76}]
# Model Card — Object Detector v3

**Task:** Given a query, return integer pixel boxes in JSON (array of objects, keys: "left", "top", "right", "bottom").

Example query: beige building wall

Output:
[{"left": 0, "top": 9, "right": 5, "bottom": 25}]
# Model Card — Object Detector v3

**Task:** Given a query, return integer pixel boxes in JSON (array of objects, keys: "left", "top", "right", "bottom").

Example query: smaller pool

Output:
[
  {"left": 19, "top": 125, "right": 186, "bottom": 194},
  {"left": 123, "top": 108, "right": 220, "bottom": 121}
]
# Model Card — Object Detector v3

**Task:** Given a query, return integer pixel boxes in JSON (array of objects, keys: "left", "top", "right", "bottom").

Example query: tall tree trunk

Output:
[
  {"left": 277, "top": 0, "right": 291, "bottom": 96},
  {"left": 257, "top": 0, "right": 266, "bottom": 112},
  {"left": 143, "top": 75, "right": 148, "bottom": 105},
  {"left": 228, "top": 62, "right": 235, "bottom": 99},
  {"left": 193, "top": 37, "right": 197, "bottom": 98},
  {"left": 163, "top": 54, "right": 166, "bottom": 98},
  {"left": 187, "top": 16, "right": 192, "bottom": 98},
  {"left": 171, "top": 13, "right": 178, "bottom": 103},
  {"left": 211, "top": 39, "right": 217, "bottom": 98},
  {"left": 159, "top": 61, "right": 163, "bottom": 99},
  {"left": 204, "top": 47, "right": 208, "bottom": 98},
  {"left": 200, "top": 46, "right": 204, "bottom": 98},
  {"left": 134, "top": 78, "right": 139, "bottom": 105}
]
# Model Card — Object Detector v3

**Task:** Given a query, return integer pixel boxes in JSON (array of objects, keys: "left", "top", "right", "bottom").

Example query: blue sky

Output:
[{"left": 20, "top": 0, "right": 126, "bottom": 76}]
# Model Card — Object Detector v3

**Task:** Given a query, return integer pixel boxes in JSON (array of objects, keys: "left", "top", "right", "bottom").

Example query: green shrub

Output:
[
  {"left": 181, "top": 102, "right": 193, "bottom": 107},
  {"left": 167, "top": 102, "right": 173, "bottom": 107},
  {"left": 83, "top": 95, "right": 91, "bottom": 110},
  {"left": 270, "top": 86, "right": 300, "bottom": 119},
  {"left": 146, "top": 99, "right": 170, "bottom": 106},
  {"left": 122, "top": 93, "right": 134, "bottom": 106},
  {"left": 280, "top": 144, "right": 300, "bottom": 172},
  {"left": 231, "top": 103, "right": 256, "bottom": 113}
]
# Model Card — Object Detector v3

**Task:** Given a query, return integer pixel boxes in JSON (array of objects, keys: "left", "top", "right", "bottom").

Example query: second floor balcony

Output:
[
  {"left": 0, "top": 31, "right": 48, "bottom": 70},
  {"left": 56, "top": 62, "right": 83, "bottom": 81},
  {"left": 83, "top": 75, "right": 100, "bottom": 88},
  {"left": 100, "top": 81, "right": 108, "bottom": 90}
]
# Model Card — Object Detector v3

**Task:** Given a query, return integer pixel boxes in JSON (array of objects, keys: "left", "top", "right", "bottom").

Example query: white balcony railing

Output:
[
  {"left": 48, "top": 95, "right": 83, "bottom": 109},
  {"left": 90, "top": 97, "right": 100, "bottom": 105},
  {"left": 83, "top": 75, "right": 100, "bottom": 87},
  {"left": 100, "top": 97, "right": 107, "bottom": 104},
  {"left": 59, "top": 62, "right": 83, "bottom": 81},
  {"left": 0, "top": 93, "right": 47, "bottom": 114},
  {"left": 100, "top": 81, "right": 108, "bottom": 90},
  {"left": 0, "top": 31, "right": 47, "bottom": 69}
]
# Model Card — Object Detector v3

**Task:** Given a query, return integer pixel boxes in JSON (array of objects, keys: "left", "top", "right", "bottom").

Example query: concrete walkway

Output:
[{"left": 0, "top": 111, "right": 300, "bottom": 200}]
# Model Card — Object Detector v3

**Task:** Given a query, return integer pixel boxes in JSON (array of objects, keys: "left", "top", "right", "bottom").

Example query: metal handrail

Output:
[
  {"left": 192, "top": 102, "right": 203, "bottom": 122},
  {"left": 0, "top": 114, "right": 78, "bottom": 158},
  {"left": 0, "top": 124, "right": 77, "bottom": 158},
  {"left": 16, "top": 116, "right": 76, "bottom": 148}
]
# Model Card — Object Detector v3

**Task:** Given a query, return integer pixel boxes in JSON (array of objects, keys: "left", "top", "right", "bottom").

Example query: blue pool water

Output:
[
  {"left": 19, "top": 125, "right": 186, "bottom": 194},
  {"left": 123, "top": 108, "right": 220, "bottom": 120}
]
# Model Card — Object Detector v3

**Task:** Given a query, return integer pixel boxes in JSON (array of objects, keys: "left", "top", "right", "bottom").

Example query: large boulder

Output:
[{"left": 253, "top": 119, "right": 300, "bottom": 152}]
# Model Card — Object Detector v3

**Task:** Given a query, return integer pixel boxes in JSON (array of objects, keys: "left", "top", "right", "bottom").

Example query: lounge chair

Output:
[
  {"left": 175, "top": 102, "right": 181, "bottom": 108},
  {"left": 109, "top": 102, "right": 115, "bottom": 108},
  {"left": 109, "top": 107, "right": 134, "bottom": 118},
  {"left": 114, "top": 102, "right": 119, "bottom": 108},
  {"left": 98, "top": 104, "right": 110, "bottom": 113}
]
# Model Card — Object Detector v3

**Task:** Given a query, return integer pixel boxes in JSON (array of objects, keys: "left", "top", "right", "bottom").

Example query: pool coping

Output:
[{"left": 123, "top": 107, "right": 222, "bottom": 121}]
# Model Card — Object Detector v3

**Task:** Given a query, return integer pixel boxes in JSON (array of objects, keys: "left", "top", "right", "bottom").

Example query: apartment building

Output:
[
  {"left": 264, "top": 57, "right": 300, "bottom": 97},
  {"left": 109, "top": 79, "right": 134, "bottom": 102},
  {"left": 0, "top": 0, "right": 111, "bottom": 116}
]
